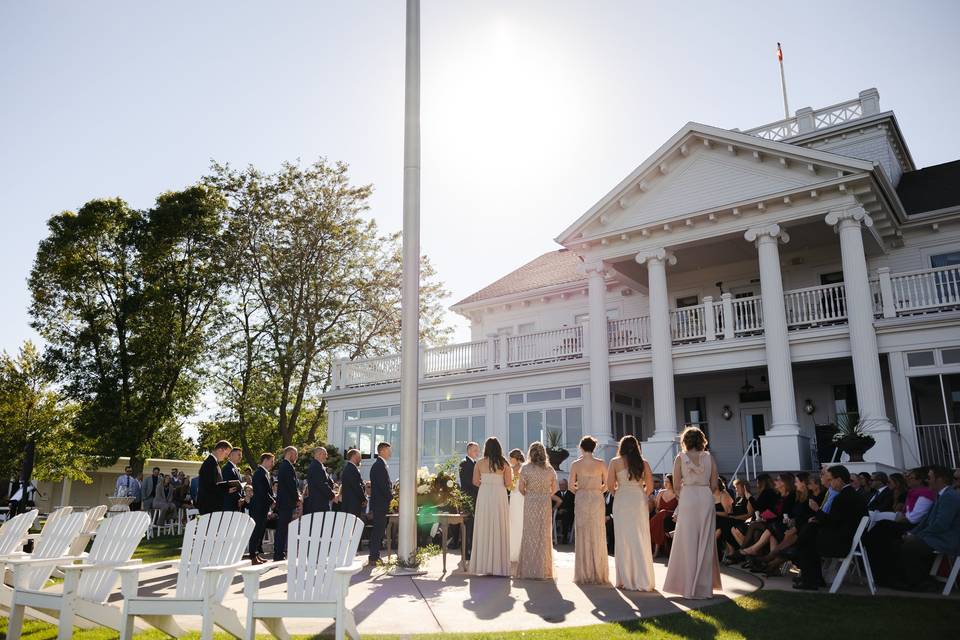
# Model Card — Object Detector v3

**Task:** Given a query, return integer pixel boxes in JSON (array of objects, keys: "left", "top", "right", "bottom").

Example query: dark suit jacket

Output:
[
  {"left": 276, "top": 458, "right": 299, "bottom": 513},
  {"left": 250, "top": 466, "right": 275, "bottom": 517},
  {"left": 369, "top": 456, "right": 392, "bottom": 516},
  {"left": 914, "top": 487, "right": 960, "bottom": 554},
  {"left": 555, "top": 490, "right": 575, "bottom": 520},
  {"left": 813, "top": 485, "right": 866, "bottom": 557},
  {"left": 340, "top": 462, "right": 365, "bottom": 517},
  {"left": 866, "top": 486, "right": 894, "bottom": 512},
  {"left": 305, "top": 459, "right": 334, "bottom": 514},
  {"left": 222, "top": 461, "right": 242, "bottom": 511},
  {"left": 197, "top": 454, "right": 226, "bottom": 515},
  {"left": 459, "top": 457, "right": 478, "bottom": 504}
]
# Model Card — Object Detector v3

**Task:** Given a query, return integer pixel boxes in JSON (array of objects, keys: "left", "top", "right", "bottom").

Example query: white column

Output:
[
  {"left": 887, "top": 351, "right": 920, "bottom": 468},
  {"left": 721, "top": 293, "right": 735, "bottom": 340},
  {"left": 703, "top": 295, "right": 716, "bottom": 341},
  {"left": 745, "top": 224, "right": 808, "bottom": 470},
  {"left": 826, "top": 207, "right": 900, "bottom": 467},
  {"left": 585, "top": 262, "right": 614, "bottom": 452},
  {"left": 636, "top": 249, "right": 678, "bottom": 472}
]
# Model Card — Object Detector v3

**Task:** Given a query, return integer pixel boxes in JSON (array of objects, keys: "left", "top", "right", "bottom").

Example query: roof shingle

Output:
[
  {"left": 453, "top": 249, "right": 584, "bottom": 307},
  {"left": 896, "top": 159, "right": 960, "bottom": 215}
]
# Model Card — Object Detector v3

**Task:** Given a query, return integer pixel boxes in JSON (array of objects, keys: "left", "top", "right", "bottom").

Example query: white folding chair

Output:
[
  {"left": 930, "top": 552, "right": 960, "bottom": 596},
  {"left": 827, "top": 515, "right": 876, "bottom": 595}
]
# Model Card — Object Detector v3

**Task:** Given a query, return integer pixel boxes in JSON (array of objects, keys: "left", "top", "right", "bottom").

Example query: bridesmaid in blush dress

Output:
[
  {"left": 570, "top": 436, "right": 610, "bottom": 585},
  {"left": 663, "top": 426, "right": 723, "bottom": 599},
  {"left": 606, "top": 435, "right": 656, "bottom": 591},
  {"left": 516, "top": 442, "right": 558, "bottom": 579},
  {"left": 470, "top": 437, "right": 512, "bottom": 576}
]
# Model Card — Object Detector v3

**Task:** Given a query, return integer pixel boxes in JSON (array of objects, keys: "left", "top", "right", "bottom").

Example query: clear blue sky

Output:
[{"left": 3, "top": 0, "right": 959, "bottom": 358}]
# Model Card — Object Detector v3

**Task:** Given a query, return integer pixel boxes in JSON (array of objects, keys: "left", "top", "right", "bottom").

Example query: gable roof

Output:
[
  {"left": 896, "top": 159, "right": 960, "bottom": 215},
  {"left": 452, "top": 249, "right": 583, "bottom": 308},
  {"left": 555, "top": 122, "right": 877, "bottom": 245}
]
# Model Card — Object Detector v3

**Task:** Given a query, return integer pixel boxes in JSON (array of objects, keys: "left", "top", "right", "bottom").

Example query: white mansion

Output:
[{"left": 326, "top": 88, "right": 960, "bottom": 478}]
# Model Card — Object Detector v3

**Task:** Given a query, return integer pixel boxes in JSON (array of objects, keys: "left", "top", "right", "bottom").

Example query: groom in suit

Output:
[
  {"left": 456, "top": 442, "right": 480, "bottom": 558},
  {"left": 368, "top": 442, "right": 393, "bottom": 566}
]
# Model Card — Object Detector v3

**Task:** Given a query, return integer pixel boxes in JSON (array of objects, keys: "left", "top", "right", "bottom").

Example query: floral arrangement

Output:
[{"left": 389, "top": 456, "right": 473, "bottom": 515}]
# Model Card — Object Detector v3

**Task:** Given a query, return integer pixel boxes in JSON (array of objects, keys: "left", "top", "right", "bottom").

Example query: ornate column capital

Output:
[
  {"left": 635, "top": 248, "right": 676, "bottom": 267},
  {"left": 744, "top": 224, "right": 790, "bottom": 245},
  {"left": 578, "top": 260, "right": 609, "bottom": 277},
  {"left": 825, "top": 206, "right": 873, "bottom": 230}
]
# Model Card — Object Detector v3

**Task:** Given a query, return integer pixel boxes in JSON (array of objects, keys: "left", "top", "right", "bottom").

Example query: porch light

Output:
[
  {"left": 804, "top": 399, "right": 816, "bottom": 415},
  {"left": 721, "top": 405, "right": 733, "bottom": 420},
  {"left": 739, "top": 374, "right": 754, "bottom": 394}
]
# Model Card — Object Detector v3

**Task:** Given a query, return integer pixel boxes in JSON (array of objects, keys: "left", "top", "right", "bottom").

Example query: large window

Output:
[
  {"left": 910, "top": 373, "right": 960, "bottom": 467},
  {"left": 507, "top": 386, "right": 583, "bottom": 451},
  {"left": 612, "top": 392, "right": 642, "bottom": 440},
  {"left": 343, "top": 405, "right": 400, "bottom": 459},
  {"left": 422, "top": 396, "right": 486, "bottom": 462}
]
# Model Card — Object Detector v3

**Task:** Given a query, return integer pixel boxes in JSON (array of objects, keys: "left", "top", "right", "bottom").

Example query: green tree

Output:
[
  {"left": 29, "top": 186, "right": 227, "bottom": 473},
  {"left": 0, "top": 342, "right": 95, "bottom": 483}
]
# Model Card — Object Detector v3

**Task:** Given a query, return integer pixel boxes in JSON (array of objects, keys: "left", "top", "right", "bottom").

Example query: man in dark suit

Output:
[
  {"left": 248, "top": 452, "right": 275, "bottom": 564},
  {"left": 304, "top": 446, "right": 335, "bottom": 514},
  {"left": 794, "top": 465, "right": 867, "bottom": 590},
  {"left": 339, "top": 449, "right": 365, "bottom": 518},
  {"left": 896, "top": 465, "right": 960, "bottom": 589},
  {"left": 554, "top": 479, "right": 576, "bottom": 544},
  {"left": 605, "top": 491, "right": 615, "bottom": 555},
  {"left": 222, "top": 447, "right": 244, "bottom": 512},
  {"left": 866, "top": 472, "right": 894, "bottom": 513},
  {"left": 368, "top": 442, "right": 393, "bottom": 565},
  {"left": 198, "top": 440, "right": 233, "bottom": 515},
  {"left": 455, "top": 442, "right": 480, "bottom": 557},
  {"left": 273, "top": 446, "right": 300, "bottom": 561}
]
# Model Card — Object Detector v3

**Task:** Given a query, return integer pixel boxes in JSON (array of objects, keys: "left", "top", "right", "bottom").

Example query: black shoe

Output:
[{"left": 793, "top": 582, "right": 820, "bottom": 591}]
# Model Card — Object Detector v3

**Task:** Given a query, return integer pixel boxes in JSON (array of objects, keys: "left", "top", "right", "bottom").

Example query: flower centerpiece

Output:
[
  {"left": 389, "top": 457, "right": 473, "bottom": 515},
  {"left": 831, "top": 414, "right": 877, "bottom": 463}
]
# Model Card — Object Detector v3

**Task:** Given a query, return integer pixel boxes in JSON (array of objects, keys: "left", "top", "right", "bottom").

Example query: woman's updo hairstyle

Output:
[{"left": 680, "top": 425, "right": 708, "bottom": 451}]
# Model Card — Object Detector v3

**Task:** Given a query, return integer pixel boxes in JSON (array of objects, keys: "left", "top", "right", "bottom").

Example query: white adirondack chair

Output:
[
  {"left": 23, "top": 507, "right": 73, "bottom": 546},
  {"left": 5, "top": 511, "right": 150, "bottom": 640},
  {"left": 0, "top": 511, "right": 87, "bottom": 625},
  {"left": 0, "top": 509, "right": 39, "bottom": 557},
  {"left": 115, "top": 511, "right": 254, "bottom": 640},
  {"left": 66, "top": 505, "right": 108, "bottom": 557},
  {"left": 239, "top": 512, "right": 366, "bottom": 640}
]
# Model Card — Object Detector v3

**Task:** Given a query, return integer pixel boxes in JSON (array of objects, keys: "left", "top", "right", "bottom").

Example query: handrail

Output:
[
  {"left": 729, "top": 439, "right": 760, "bottom": 489},
  {"left": 650, "top": 441, "right": 679, "bottom": 475}
]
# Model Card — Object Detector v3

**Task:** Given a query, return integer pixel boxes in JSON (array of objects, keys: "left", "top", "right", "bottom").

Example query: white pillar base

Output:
[
  {"left": 862, "top": 423, "right": 903, "bottom": 468},
  {"left": 644, "top": 436, "right": 679, "bottom": 474},
  {"left": 759, "top": 432, "right": 811, "bottom": 472}
]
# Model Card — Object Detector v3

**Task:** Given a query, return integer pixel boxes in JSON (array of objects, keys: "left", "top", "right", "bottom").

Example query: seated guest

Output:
[
  {"left": 794, "top": 465, "right": 867, "bottom": 590},
  {"left": 649, "top": 473, "right": 678, "bottom": 557},
  {"left": 553, "top": 479, "right": 575, "bottom": 544},
  {"left": 894, "top": 465, "right": 960, "bottom": 590},
  {"left": 736, "top": 474, "right": 777, "bottom": 551},
  {"left": 854, "top": 471, "right": 873, "bottom": 501},
  {"left": 719, "top": 478, "right": 754, "bottom": 564},
  {"left": 953, "top": 467, "right": 960, "bottom": 492},
  {"left": 888, "top": 473, "right": 908, "bottom": 512},
  {"left": 746, "top": 473, "right": 816, "bottom": 576},
  {"left": 806, "top": 473, "right": 826, "bottom": 507},
  {"left": 741, "top": 473, "right": 795, "bottom": 558},
  {"left": 867, "top": 472, "right": 893, "bottom": 512}
]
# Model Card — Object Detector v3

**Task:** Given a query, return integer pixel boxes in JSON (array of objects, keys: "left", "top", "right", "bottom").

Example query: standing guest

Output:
[
  {"left": 470, "top": 437, "right": 511, "bottom": 576},
  {"left": 650, "top": 474, "right": 678, "bottom": 557},
  {"left": 663, "top": 426, "right": 722, "bottom": 599},
  {"left": 508, "top": 448, "right": 525, "bottom": 565},
  {"left": 455, "top": 442, "right": 480, "bottom": 557},
  {"left": 222, "top": 448, "right": 244, "bottom": 512},
  {"left": 570, "top": 436, "right": 609, "bottom": 585},
  {"left": 304, "top": 447, "right": 335, "bottom": 514},
  {"left": 793, "top": 465, "right": 866, "bottom": 590},
  {"left": 339, "top": 449, "right": 365, "bottom": 517},
  {"left": 516, "top": 442, "right": 558, "bottom": 580},
  {"left": 867, "top": 472, "right": 893, "bottom": 512},
  {"left": 142, "top": 467, "right": 161, "bottom": 513},
  {"left": 248, "top": 453, "right": 275, "bottom": 564},
  {"left": 895, "top": 465, "right": 960, "bottom": 589},
  {"left": 198, "top": 441, "right": 233, "bottom": 515},
  {"left": 116, "top": 466, "right": 142, "bottom": 511},
  {"left": 607, "top": 435, "right": 655, "bottom": 592},
  {"left": 368, "top": 442, "right": 392, "bottom": 566},
  {"left": 553, "top": 479, "right": 575, "bottom": 545},
  {"left": 189, "top": 474, "right": 200, "bottom": 506},
  {"left": 273, "top": 446, "right": 300, "bottom": 561},
  {"left": 604, "top": 490, "right": 615, "bottom": 556}
]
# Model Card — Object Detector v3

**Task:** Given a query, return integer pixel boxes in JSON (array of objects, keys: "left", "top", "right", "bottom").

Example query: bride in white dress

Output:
[{"left": 508, "top": 448, "right": 525, "bottom": 565}]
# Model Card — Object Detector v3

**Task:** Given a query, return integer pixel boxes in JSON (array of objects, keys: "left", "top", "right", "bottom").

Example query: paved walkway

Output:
[{"left": 119, "top": 549, "right": 761, "bottom": 636}]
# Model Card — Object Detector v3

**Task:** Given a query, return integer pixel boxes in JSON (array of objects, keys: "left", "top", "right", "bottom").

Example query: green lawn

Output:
[
  {"left": 1, "top": 590, "right": 955, "bottom": 639},
  {"left": 130, "top": 535, "right": 183, "bottom": 564}
]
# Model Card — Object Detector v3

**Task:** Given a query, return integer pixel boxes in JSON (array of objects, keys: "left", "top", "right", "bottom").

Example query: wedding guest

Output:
[
  {"left": 248, "top": 453, "right": 275, "bottom": 564},
  {"left": 663, "top": 426, "right": 722, "bottom": 599},
  {"left": 273, "top": 446, "right": 300, "bottom": 561},
  {"left": 142, "top": 467, "right": 161, "bottom": 513},
  {"left": 508, "top": 448, "right": 525, "bottom": 565},
  {"left": 895, "top": 465, "right": 960, "bottom": 590},
  {"left": 606, "top": 435, "right": 655, "bottom": 591},
  {"left": 339, "top": 449, "right": 365, "bottom": 518},
  {"left": 953, "top": 468, "right": 960, "bottom": 492},
  {"left": 888, "top": 473, "right": 908, "bottom": 512},
  {"left": 470, "top": 437, "right": 511, "bottom": 576},
  {"left": 455, "top": 442, "right": 480, "bottom": 556},
  {"left": 516, "top": 442, "right": 558, "bottom": 580},
  {"left": 604, "top": 491, "right": 615, "bottom": 555},
  {"left": 553, "top": 479, "right": 575, "bottom": 544},
  {"left": 116, "top": 466, "right": 142, "bottom": 511},
  {"left": 304, "top": 446, "right": 335, "bottom": 514},
  {"left": 718, "top": 478, "right": 754, "bottom": 564},
  {"left": 867, "top": 472, "right": 893, "bottom": 512},
  {"left": 222, "top": 448, "right": 244, "bottom": 512},
  {"left": 368, "top": 442, "right": 392, "bottom": 566},
  {"left": 865, "top": 466, "right": 936, "bottom": 584},
  {"left": 650, "top": 473, "right": 678, "bottom": 557},
  {"left": 570, "top": 436, "right": 609, "bottom": 585},
  {"left": 198, "top": 441, "right": 233, "bottom": 515},
  {"left": 152, "top": 474, "right": 177, "bottom": 526},
  {"left": 170, "top": 468, "right": 181, "bottom": 487}
]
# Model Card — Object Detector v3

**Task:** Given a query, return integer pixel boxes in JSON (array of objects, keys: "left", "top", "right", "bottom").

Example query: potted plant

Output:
[
  {"left": 831, "top": 414, "right": 876, "bottom": 462},
  {"left": 545, "top": 429, "right": 569, "bottom": 470}
]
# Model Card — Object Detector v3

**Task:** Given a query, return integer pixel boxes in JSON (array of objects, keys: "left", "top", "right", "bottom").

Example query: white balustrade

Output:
[
  {"left": 507, "top": 326, "right": 583, "bottom": 365},
  {"left": 729, "top": 295, "right": 764, "bottom": 335},
  {"left": 783, "top": 282, "right": 847, "bottom": 328},
  {"left": 713, "top": 299, "right": 726, "bottom": 338},
  {"left": 915, "top": 423, "right": 959, "bottom": 468},
  {"left": 421, "top": 340, "right": 489, "bottom": 377},
  {"left": 670, "top": 305, "right": 706, "bottom": 342},
  {"left": 888, "top": 264, "right": 960, "bottom": 314},
  {"left": 743, "top": 96, "right": 867, "bottom": 142},
  {"left": 608, "top": 316, "right": 650, "bottom": 352},
  {"left": 340, "top": 353, "right": 402, "bottom": 388}
]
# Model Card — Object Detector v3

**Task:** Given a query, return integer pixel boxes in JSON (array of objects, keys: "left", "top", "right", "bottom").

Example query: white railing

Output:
[
  {"left": 729, "top": 439, "right": 761, "bottom": 488},
  {"left": 730, "top": 295, "right": 763, "bottom": 335},
  {"left": 746, "top": 119, "right": 799, "bottom": 141},
  {"left": 422, "top": 340, "right": 489, "bottom": 377},
  {"left": 670, "top": 305, "right": 706, "bottom": 342},
  {"left": 507, "top": 326, "right": 583, "bottom": 366},
  {"left": 340, "top": 353, "right": 401, "bottom": 387},
  {"left": 608, "top": 316, "right": 650, "bottom": 352},
  {"left": 713, "top": 299, "right": 726, "bottom": 338},
  {"left": 916, "top": 423, "right": 959, "bottom": 469},
  {"left": 888, "top": 264, "right": 960, "bottom": 314},
  {"left": 743, "top": 94, "right": 873, "bottom": 142},
  {"left": 783, "top": 282, "right": 847, "bottom": 328}
]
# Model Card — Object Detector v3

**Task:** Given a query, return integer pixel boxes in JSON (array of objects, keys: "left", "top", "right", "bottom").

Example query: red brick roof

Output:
[{"left": 453, "top": 249, "right": 584, "bottom": 307}]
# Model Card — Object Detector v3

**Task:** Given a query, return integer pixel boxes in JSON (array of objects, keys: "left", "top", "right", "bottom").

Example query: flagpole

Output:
[
  {"left": 777, "top": 42, "right": 789, "bottom": 119},
  {"left": 398, "top": 0, "right": 421, "bottom": 568}
]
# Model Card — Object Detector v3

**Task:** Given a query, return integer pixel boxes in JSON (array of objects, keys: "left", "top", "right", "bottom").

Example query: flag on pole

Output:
[{"left": 777, "top": 42, "right": 783, "bottom": 62}]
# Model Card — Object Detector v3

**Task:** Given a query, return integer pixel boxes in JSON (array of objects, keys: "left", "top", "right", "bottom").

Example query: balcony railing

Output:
[
  {"left": 333, "top": 265, "right": 960, "bottom": 389},
  {"left": 742, "top": 90, "right": 878, "bottom": 142},
  {"left": 916, "top": 423, "right": 960, "bottom": 468}
]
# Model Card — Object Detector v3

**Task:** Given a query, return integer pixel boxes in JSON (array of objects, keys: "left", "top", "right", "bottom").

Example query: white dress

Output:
[
  {"left": 613, "top": 468, "right": 656, "bottom": 591},
  {"left": 509, "top": 474, "right": 525, "bottom": 564},
  {"left": 470, "top": 472, "right": 511, "bottom": 576}
]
